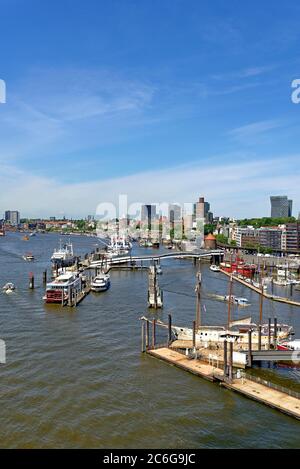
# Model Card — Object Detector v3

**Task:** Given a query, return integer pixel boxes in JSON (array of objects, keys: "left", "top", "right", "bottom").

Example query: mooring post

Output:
[
  {"left": 258, "top": 324, "right": 262, "bottom": 351},
  {"left": 273, "top": 317, "right": 277, "bottom": 347},
  {"left": 223, "top": 340, "right": 228, "bottom": 377},
  {"left": 43, "top": 270, "right": 47, "bottom": 285},
  {"left": 141, "top": 320, "right": 145, "bottom": 353},
  {"left": 229, "top": 341, "right": 233, "bottom": 381},
  {"left": 268, "top": 317, "right": 271, "bottom": 349},
  {"left": 29, "top": 272, "right": 34, "bottom": 289},
  {"left": 168, "top": 314, "right": 172, "bottom": 346},
  {"left": 192, "top": 320, "right": 196, "bottom": 348},
  {"left": 152, "top": 319, "right": 156, "bottom": 349},
  {"left": 248, "top": 329, "right": 252, "bottom": 367},
  {"left": 146, "top": 320, "right": 149, "bottom": 350}
]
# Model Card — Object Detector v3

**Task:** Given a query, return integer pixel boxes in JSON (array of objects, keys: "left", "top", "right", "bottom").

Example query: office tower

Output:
[
  {"left": 141, "top": 204, "right": 156, "bottom": 229},
  {"left": 195, "top": 197, "right": 205, "bottom": 220},
  {"left": 270, "top": 196, "right": 293, "bottom": 218},
  {"left": 4, "top": 210, "right": 20, "bottom": 226},
  {"left": 169, "top": 204, "right": 182, "bottom": 223}
]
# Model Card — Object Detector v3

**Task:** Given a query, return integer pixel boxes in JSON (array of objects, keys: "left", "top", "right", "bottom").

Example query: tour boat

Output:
[
  {"left": 23, "top": 252, "right": 34, "bottom": 261},
  {"left": 43, "top": 272, "right": 82, "bottom": 304},
  {"left": 2, "top": 282, "right": 15, "bottom": 294},
  {"left": 210, "top": 264, "right": 220, "bottom": 272},
  {"left": 51, "top": 240, "right": 76, "bottom": 267},
  {"left": 91, "top": 273, "right": 110, "bottom": 292}
]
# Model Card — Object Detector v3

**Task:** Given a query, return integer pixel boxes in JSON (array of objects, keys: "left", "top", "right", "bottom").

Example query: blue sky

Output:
[{"left": 0, "top": 0, "right": 300, "bottom": 218}]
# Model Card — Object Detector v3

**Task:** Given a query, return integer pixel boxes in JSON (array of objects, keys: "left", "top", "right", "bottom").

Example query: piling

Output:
[
  {"left": 192, "top": 320, "right": 196, "bottom": 348},
  {"left": 146, "top": 320, "right": 150, "bottom": 350},
  {"left": 43, "top": 270, "right": 47, "bottom": 284},
  {"left": 248, "top": 330, "right": 252, "bottom": 367},
  {"left": 268, "top": 317, "right": 271, "bottom": 349},
  {"left": 274, "top": 317, "right": 278, "bottom": 347},
  {"left": 29, "top": 272, "right": 34, "bottom": 289},
  {"left": 229, "top": 341, "right": 233, "bottom": 381},
  {"left": 168, "top": 314, "right": 172, "bottom": 345},
  {"left": 223, "top": 340, "right": 228, "bottom": 377},
  {"left": 258, "top": 325, "right": 262, "bottom": 351},
  {"left": 141, "top": 321, "right": 145, "bottom": 352},
  {"left": 152, "top": 319, "right": 156, "bottom": 349}
]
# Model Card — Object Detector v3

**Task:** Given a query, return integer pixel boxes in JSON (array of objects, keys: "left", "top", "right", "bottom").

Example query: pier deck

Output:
[
  {"left": 223, "top": 378, "right": 300, "bottom": 420},
  {"left": 148, "top": 347, "right": 217, "bottom": 382},
  {"left": 147, "top": 347, "right": 300, "bottom": 420},
  {"left": 220, "top": 269, "right": 300, "bottom": 307}
]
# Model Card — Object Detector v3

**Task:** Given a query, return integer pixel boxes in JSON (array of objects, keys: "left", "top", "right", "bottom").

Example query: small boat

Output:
[
  {"left": 156, "top": 266, "right": 163, "bottom": 275},
  {"left": 22, "top": 235, "right": 29, "bottom": 241},
  {"left": 23, "top": 252, "right": 34, "bottom": 261},
  {"left": 224, "top": 295, "right": 250, "bottom": 307},
  {"left": 2, "top": 282, "right": 15, "bottom": 293},
  {"left": 210, "top": 264, "right": 220, "bottom": 272},
  {"left": 29, "top": 232, "right": 36, "bottom": 237},
  {"left": 91, "top": 274, "right": 110, "bottom": 292}
]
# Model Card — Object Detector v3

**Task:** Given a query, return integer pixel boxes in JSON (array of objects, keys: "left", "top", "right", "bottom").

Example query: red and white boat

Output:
[
  {"left": 277, "top": 340, "right": 300, "bottom": 351},
  {"left": 43, "top": 272, "right": 82, "bottom": 304}
]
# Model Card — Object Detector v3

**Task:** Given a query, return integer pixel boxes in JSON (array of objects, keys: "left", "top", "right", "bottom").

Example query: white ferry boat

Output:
[{"left": 91, "top": 273, "right": 110, "bottom": 292}]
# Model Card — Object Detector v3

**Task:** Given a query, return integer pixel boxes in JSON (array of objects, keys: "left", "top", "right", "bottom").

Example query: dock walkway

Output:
[
  {"left": 147, "top": 347, "right": 300, "bottom": 420},
  {"left": 220, "top": 269, "right": 300, "bottom": 307}
]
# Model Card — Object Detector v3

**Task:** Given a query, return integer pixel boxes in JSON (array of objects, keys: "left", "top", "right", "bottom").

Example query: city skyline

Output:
[{"left": 0, "top": 2, "right": 300, "bottom": 218}]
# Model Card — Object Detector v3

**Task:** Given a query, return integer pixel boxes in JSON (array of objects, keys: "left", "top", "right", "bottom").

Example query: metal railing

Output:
[{"left": 241, "top": 372, "right": 300, "bottom": 399}]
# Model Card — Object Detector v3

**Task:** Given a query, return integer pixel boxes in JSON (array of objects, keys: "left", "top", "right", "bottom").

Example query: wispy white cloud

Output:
[
  {"left": 226, "top": 119, "right": 283, "bottom": 143},
  {"left": 0, "top": 156, "right": 299, "bottom": 219}
]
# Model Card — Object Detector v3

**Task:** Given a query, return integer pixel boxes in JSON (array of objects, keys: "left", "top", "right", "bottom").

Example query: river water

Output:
[{"left": 0, "top": 232, "right": 299, "bottom": 448}]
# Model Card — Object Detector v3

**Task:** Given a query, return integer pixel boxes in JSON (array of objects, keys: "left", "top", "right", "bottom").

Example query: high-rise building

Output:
[
  {"left": 270, "top": 196, "right": 293, "bottom": 218},
  {"left": 141, "top": 205, "right": 156, "bottom": 230},
  {"left": 4, "top": 210, "right": 20, "bottom": 226},
  {"left": 169, "top": 204, "right": 182, "bottom": 223},
  {"left": 195, "top": 197, "right": 205, "bottom": 220}
]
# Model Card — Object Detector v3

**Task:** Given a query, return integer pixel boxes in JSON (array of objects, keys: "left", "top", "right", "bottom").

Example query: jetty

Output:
[
  {"left": 220, "top": 269, "right": 300, "bottom": 307},
  {"left": 141, "top": 317, "right": 300, "bottom": 421}
]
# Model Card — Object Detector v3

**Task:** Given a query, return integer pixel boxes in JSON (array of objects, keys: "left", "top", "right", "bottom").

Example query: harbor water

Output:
[{"left": 0, "top": 232, "right": 299, "bottom": 448}]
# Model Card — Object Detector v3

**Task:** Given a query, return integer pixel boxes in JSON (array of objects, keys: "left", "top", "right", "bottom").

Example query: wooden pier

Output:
[
  {"left": 220, "top": 269, "right": 300, "bottom": 307},
  {"left": 141, "top": 318, "right": 300, "bottom": 421},
  {"left": 147, "top": 346, "right": 300, "bottom": 420}
]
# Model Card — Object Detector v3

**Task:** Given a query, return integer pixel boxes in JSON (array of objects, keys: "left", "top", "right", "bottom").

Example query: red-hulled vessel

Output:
[{"left": 220, "top": 256, "right": 256, "bottom": 279}]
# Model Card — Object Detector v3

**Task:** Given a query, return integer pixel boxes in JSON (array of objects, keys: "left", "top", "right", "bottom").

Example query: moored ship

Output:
[
  {"left": 43, "top": 272, "right": 82, "bottom": 304},
  {"left": 51, "top": 240, "right": 76, "bottom": 267}
]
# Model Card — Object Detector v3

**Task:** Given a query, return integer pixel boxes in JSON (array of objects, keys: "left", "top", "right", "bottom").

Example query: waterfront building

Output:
[
  {"left": 285, "top": 223, "right": 300, "bottom": 251},
  {"left": 258, "top": 227, "right": 282, "bottom": 250},
  {"left": 270, "top": 195, "right": 293, "bottom": 218},
  {"left": 4, "top": 210, "right": 20, "bottom": 226}
]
